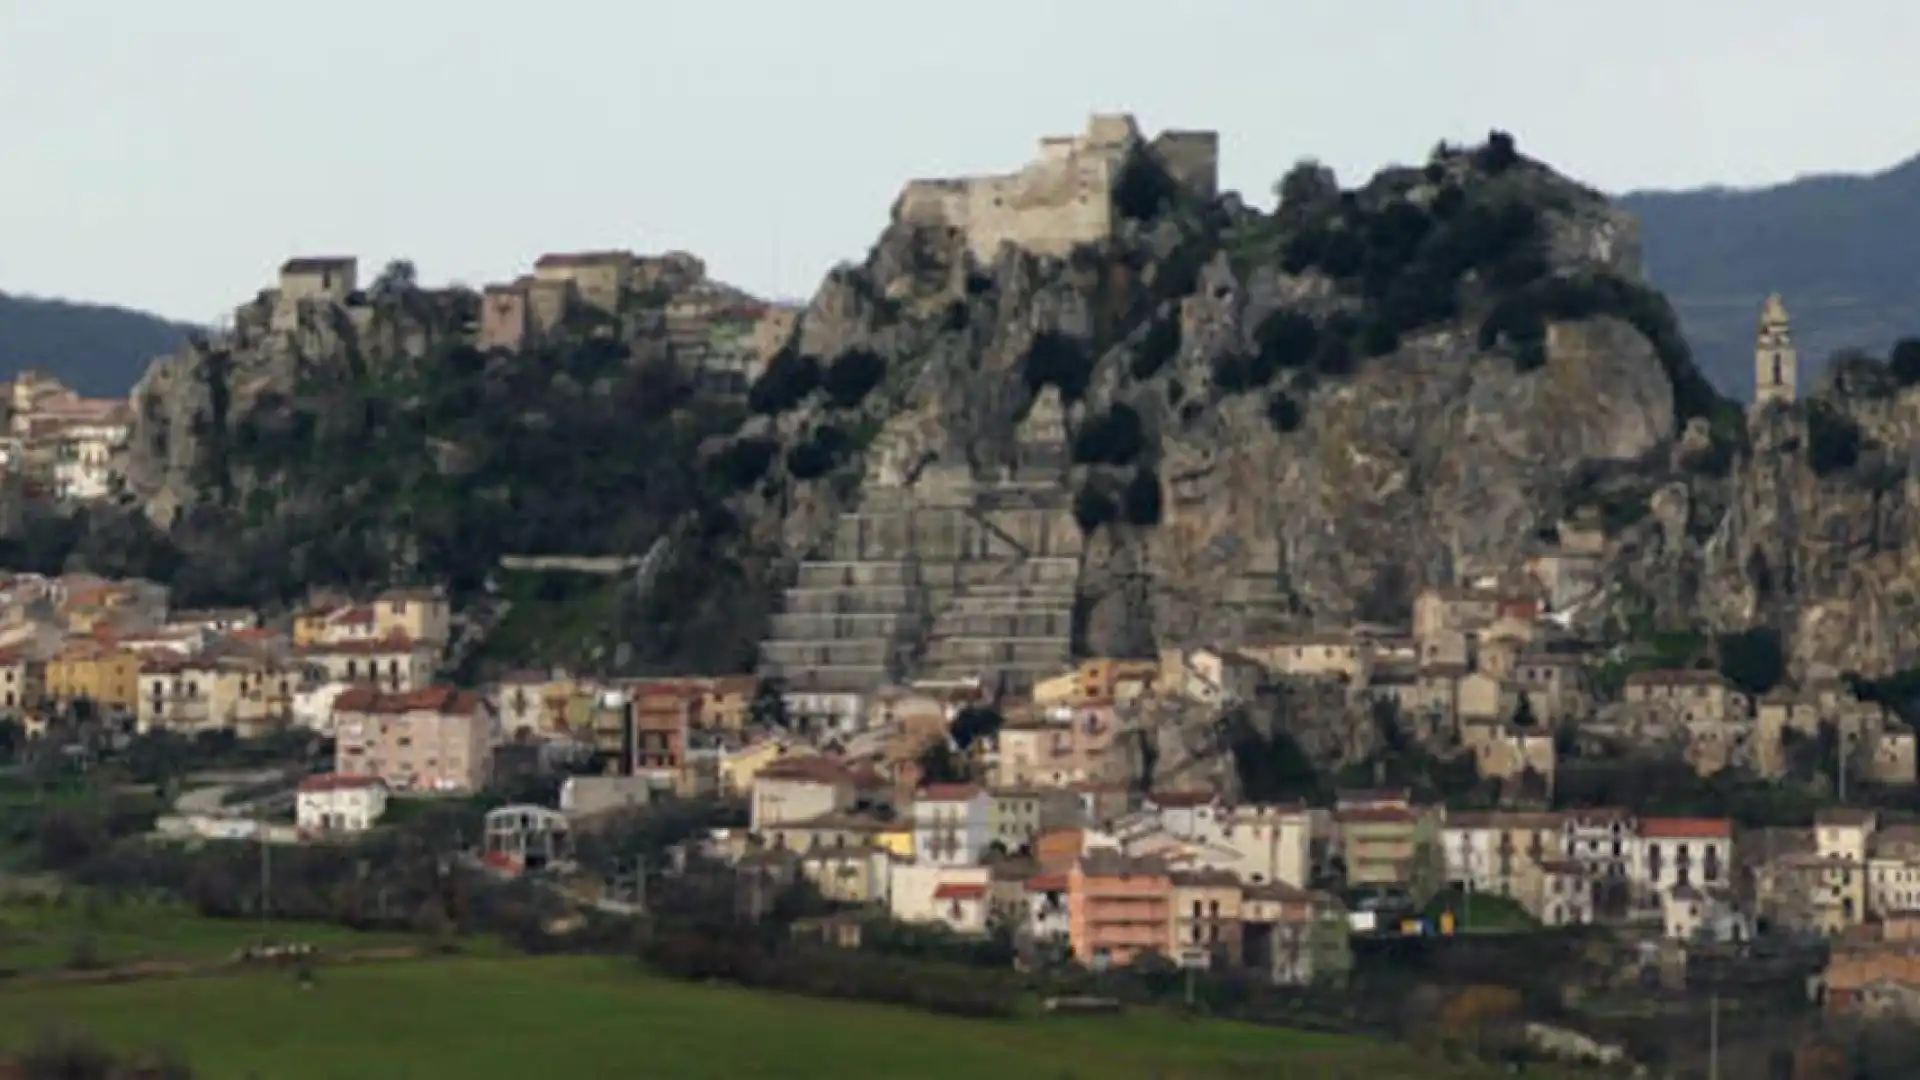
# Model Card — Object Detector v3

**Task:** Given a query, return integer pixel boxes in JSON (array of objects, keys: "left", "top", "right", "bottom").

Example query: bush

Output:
[
  {"left": 1122, "top": 468, "right": 1163, "bottom": 526},
  {"left": 1806, "top": 401, "right": 1863, "bottom": 475},
  {"left": 1022, "top": 331, "right": 1093, "bottom": 402},
  {"left": 1073, "top": 485, "right": 1119, "bottom": 532},
  {"left": 785, "top": 425, "right": 849, "bottom": 480},
  {"left": 821, "top": 348, "right": 886, "bottom": 409},
  {"left": 1474, "top": 130, "right": 1521, "bottom": 174},
  {"left": 748, "top": 350, "right": 821, "bottom": 415},
  {"left": 1129, "top": 317, "right": 1182, "bottom": 380},
  {"left": 707, "top": 437, "right": 779, "bottom": 491},
  {"left": 1070, "top": 403, "right": 1147, "bottom": 467},
  {"left": 1266, "top": 392, "right": 1303, "bottom": 433},
  {"left": 1252, "top": 310, "right": 1319, "bottom": 377},
  {"left": 1892, "top": 338, "right": 1920, "bottom": 387}
]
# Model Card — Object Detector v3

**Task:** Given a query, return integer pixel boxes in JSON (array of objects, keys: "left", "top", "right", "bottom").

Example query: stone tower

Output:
[{"left": 1754, "top": 292, "right": 1797, "bottom": 407}]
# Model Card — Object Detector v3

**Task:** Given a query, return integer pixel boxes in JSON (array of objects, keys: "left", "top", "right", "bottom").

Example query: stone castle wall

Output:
[{"left": 895, "top": 113, "right": 1219, "bottom": 265}]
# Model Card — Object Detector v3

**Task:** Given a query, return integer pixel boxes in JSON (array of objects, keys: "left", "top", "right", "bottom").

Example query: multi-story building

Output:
[
  {"left": 295, "top": 774, "right": 388, "bottom": 836},
  {"left": 1242, "top": 882, "right": 1352, "bottom": 987},
  {"left": 1068, "top": 851, "right": 1173, "bottom": 969},
  {"left": 1338, "top": 802, "right": 1443, "bottom": 901},
  {"left": 43, "top": 641, "right": 140, "bottom": 713},
  {"left": 300, "top": 633, "right": 439, "bottom": 692},
  {"left": 1634, "top": 817, "right": 1735, "bottom": 906},
  {"left": 331, "top": 685, "right": 494, "bottom": 795},
  {"left": 911, "top": 784, "right": 992, "bottom": 866},
  {"left": 1170, "top": 869, "right": 1243, "bottom": 969}
]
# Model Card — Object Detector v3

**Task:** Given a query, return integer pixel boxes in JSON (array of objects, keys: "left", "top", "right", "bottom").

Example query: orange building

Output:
[{"left": 1068, "top": 851, "right": 1173, "bottom": 968}]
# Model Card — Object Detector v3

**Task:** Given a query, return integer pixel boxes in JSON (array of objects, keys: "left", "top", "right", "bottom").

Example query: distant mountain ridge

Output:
[
  {"left": 1619, "top": 153, "right": 1920, "bottom": 396},
  {"left": 0, "top": 292, "right": 197, "bottom": 396}
]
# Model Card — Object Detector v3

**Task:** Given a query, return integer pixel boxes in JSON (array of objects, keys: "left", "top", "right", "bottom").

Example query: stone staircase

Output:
[{"left": 756, "top": 473, "right": 1082, "bottom": 695}]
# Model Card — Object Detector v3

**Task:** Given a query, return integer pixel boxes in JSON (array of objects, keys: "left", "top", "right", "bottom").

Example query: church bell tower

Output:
[{"left": 1754, "top": 292, "right": 1797, "bottom": 407}]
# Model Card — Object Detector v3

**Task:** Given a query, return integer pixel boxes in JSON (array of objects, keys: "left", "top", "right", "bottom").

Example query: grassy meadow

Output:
[{"left": 0, "top": 954, "right": 1532, "bottom": 1080}]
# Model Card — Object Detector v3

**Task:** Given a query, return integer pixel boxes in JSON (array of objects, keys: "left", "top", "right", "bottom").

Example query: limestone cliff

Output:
[{"left": 747, "top": 127, "right": 1707, "bottom": 669}]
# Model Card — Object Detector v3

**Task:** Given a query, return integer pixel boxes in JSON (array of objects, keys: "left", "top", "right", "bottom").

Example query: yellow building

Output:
[
  {"left": 45, "top": 643, "right": 140, "bottom": 712},
  {"left": 876, "top": 825, "right": 915, "bottom": 861},
  {"left": 720, "top": 738, "right": 793, "bottom": 796}
]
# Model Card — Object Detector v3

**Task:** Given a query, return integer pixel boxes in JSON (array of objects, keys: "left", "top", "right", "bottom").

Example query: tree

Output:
[
  {"left": 915, "top": 740, "right": 969, "bottom": 785},
  {"left": 371, "top": 259, "right": 417, "bottom": 298},
  {"left": 1892, "top": 338, "right": 1920, "bottom": 387},
  {"left": 1717, "top": 627, "right": 1785, "bottom": 697},
  {"left": 949, "top": 705, "right": 1004, "bottom": 751},
  {"left": 1509, "top": 694, "right": 1538, "bottom": 729},
  {"left": 749, "top": 678, "right": 790, "bottom": 730},
  {"left": 821, "top": 348, "right": 886, "bottom": 409},
  {"left": 1273, "top": 160, "right": 1339, "bottom": 213},
  {"left": 0, "top": 715, "right": 20, "bottom": 763}
]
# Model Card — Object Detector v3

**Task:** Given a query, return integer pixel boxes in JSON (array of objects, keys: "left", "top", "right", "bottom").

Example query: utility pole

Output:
[
  {"left": 257, "top": 815, "right": 272, "bottom": 938},
  {"left": 1707, "top": 991, "right": 1720, "bottom": 1080}
]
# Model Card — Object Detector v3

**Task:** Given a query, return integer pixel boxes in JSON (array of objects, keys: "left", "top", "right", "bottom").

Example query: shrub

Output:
[
  {"left": 708, "top": 437, "right": 779, "bottom": 491},
  {"left": 1474, "top": 130, "right": 1520, "bottom": 174},
  {"left": 1122, "top": 467, "right": 1164, "bottom": 526},
  {"left": 1070, "top": 403, "right": 1146, "bottom": 467},
  {"left": 1252, "top": 310, "right": 1319, "bottom": 376},
  {"left": 821, "top": 348, "right": 886, "bottom": 409},
  {"left": 1130, "top": 317, "right": 1182, "bottom": 380},
  {"left": 748, "top": 350, "right": 820, "bottom": 415},
  {"left": 1022, "top": 331, "right": 1093, "bottom": 402},
  {"left": 1073, "top": 485, "right": 1119, "bottom": 532},
  {"left": 1266, "top": 392, "right": 1303, "bottom": 432},
  {"left": 1892, "top": 338, "right": 1920, "bottom": 387},
  {"left": 1806, "top": 401, "right": 1863, "bottom": 476},
  {"left": 785, "top": 425, "right": 849, "bottom": 480}
]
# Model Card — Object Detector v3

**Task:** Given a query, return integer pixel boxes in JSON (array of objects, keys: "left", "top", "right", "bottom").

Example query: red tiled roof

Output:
[
  {"left": 331, "top": 606, "right": 376, "bottom": 626},
  {"left": 757, "top": 756, "right": 853, "bottom": 785},
  {"left": 332, "top": 685, "right": 484, "bottom": 716},
  {"left": 1026, "top": 873, "right": 1068, "bottom": 893},
  {"left": 298, "top": 774, "right": 385, "bottom": 793},
  {"left": 305, "top": 632, "right": 420, "bottom": 656},
  {"left": 932, "top": 882, "right": 987, "bottom": 901},
  {"left": 1640, "top": 817, "right": 1733, "bottom": 840}
]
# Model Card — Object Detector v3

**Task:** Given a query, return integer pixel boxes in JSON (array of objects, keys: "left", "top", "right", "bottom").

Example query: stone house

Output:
[
  {"left": 1241, "top": 633, "right": 1370, "bottom": 682},
  {"left": 797, "top": 844, "right": 893, "bottom": 905},
  {"left": 988, "top": 703, "right": 1120, "bottom": 788},
  {"left": 1159, "top": 647, "right": 1264, "bottom": 705},
  {"left": 1867, "top": 825, "right": 1920, "bottom": 915},
  {"left": 1412, "top": 586, "right": 1500, "bottom": 641},
  {"left": 277, "top": 256, "right": 357, "bottom": 305},
  {"left": 1460, "top": 721, "right": 1555, "bottom": 785},
  {"left": 532, "top": 251, "right": 635, "bottom": 313},
  {"left": 750, "top": 756, "right": 863, "bottom": 832},
  {"left": 1505, "top": 653, "right": 1590, "bottom": 723},
  {"left": 478, "top": 283, "right": 530, "bottom": 352},
  {"left": 1623, "top": 669, "right": 1746, "bottom": 723}
]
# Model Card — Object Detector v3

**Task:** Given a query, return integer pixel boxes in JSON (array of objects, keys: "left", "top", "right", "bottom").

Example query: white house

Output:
[
  {"left": 888, "top": 863, "right": 991, "bottom": 934},
  {"left": 1663, "top": 884, "right": 1750, "bottom": 943},
  {"left": 1633, "top": 818, "right": 1734, "bottom": 906},
  {"left": 1026, "top": 872, "right": 1071, "bottom": 944},
  {"left": 911, "top": 784, "right": 993, "bottom": 866},
  {"left": 295, "top": 774, "right": 388, "bottom": 836},
  {"left": 1139, "top": 792, "right": 1312, "bottom": 888}
]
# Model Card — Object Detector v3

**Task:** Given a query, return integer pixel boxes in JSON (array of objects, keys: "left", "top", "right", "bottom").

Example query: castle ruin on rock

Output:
[
  {"left": 756, "top": 389, "right": 1083, "bottom": 697},
  {"left": 892, "top": 113, "right": 1219, "bottom": 264}
]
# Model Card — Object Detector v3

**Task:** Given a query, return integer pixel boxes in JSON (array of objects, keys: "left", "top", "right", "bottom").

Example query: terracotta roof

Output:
[
  {"left": 332, "top": 685, "right": 484, "bottom": 716},
  {"left": 1816, "top": 808, "right": 1878, "bottom": 827},
  {"left": 331, "top": 606, "right": 377, "bottom": 627},
  {"left": 756, "top": 755, "right": 853, "bottom": 785},
  {"left": 932, "top": 882, "right": 987, "bottom": 901},
  {"left": 1026, "top": 872, "right": 1068, "bottom": 893},
  {"left": 1340, "top": 806, "right": 1418, "bottom": 826},
  {"left": 1171, "top": 868, "right": 1241, "bottom": 888},
  {"left": 1641, "top": 817, "right": 1733, "bottom": 840},
  {"left": 299, "top": 774, "right": 385, "bottom": 793}
]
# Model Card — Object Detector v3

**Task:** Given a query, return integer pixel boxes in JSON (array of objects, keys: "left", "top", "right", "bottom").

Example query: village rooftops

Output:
[
  {"left": 916, "top": 783, "right": 986, "bottom": 802},
  {"left": 932, "top": 882, "right": 988, "bottom": 901},
  {"left": 1640, "top": 817, "right": 1734, "bottom": 840}
]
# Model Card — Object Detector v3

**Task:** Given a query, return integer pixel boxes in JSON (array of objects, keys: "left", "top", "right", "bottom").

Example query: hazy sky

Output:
[{"left": 5, "top": 0, "right": 1919, "bottom": 323}]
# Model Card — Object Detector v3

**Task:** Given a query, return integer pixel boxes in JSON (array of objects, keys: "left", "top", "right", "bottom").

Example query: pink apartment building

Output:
[
  {"left": 1068, "top": 851, "right": 1174, "bottom": 969},
  {"left": 332, "top": 685, "right": 495, "bottom": 794}
]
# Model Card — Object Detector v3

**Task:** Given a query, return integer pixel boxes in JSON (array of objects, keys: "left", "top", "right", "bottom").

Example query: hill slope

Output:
[
  {"left": 0, "top": 292, "right": 196, "bottom": 395},
  {"left": 1620, "top": 154, "right": 1920, "bottom": 394}
]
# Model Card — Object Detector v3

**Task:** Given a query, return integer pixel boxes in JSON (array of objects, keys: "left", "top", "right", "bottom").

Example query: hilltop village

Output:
[{"left": 9, "top": 115, "right": 1920, "bottom": 1077}]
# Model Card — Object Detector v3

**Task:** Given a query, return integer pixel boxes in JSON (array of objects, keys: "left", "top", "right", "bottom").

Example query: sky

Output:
[{"left": 4, "top": 0, "right": 1920, "bottom": 324}]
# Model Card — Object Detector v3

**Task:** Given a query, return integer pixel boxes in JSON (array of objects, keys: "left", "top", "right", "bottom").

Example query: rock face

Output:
[
  {"left": 760, "top": 128, "right": 1693, "bottom": 673},
  {"left": 103, "top": 120, "right": 1920, "bottom": 690}
]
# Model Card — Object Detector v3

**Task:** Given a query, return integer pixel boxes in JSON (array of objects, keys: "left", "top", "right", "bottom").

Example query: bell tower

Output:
[{"left": 1754, "top": 292, "right": 1797, "bottom": 407}]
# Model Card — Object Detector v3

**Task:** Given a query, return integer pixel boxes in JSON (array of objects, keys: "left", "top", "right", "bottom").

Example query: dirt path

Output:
[{"left": 0, "top": 944, "right": 431, "bottom": 990}]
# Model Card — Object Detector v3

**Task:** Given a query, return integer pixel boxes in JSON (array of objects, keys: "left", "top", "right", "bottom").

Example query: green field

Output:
[
  {"left": 0, "top": 902, "right": 424, "bottom": 975},
  {"left": 0, "top": 956, "right": 1515, "bottom": 1079}
]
